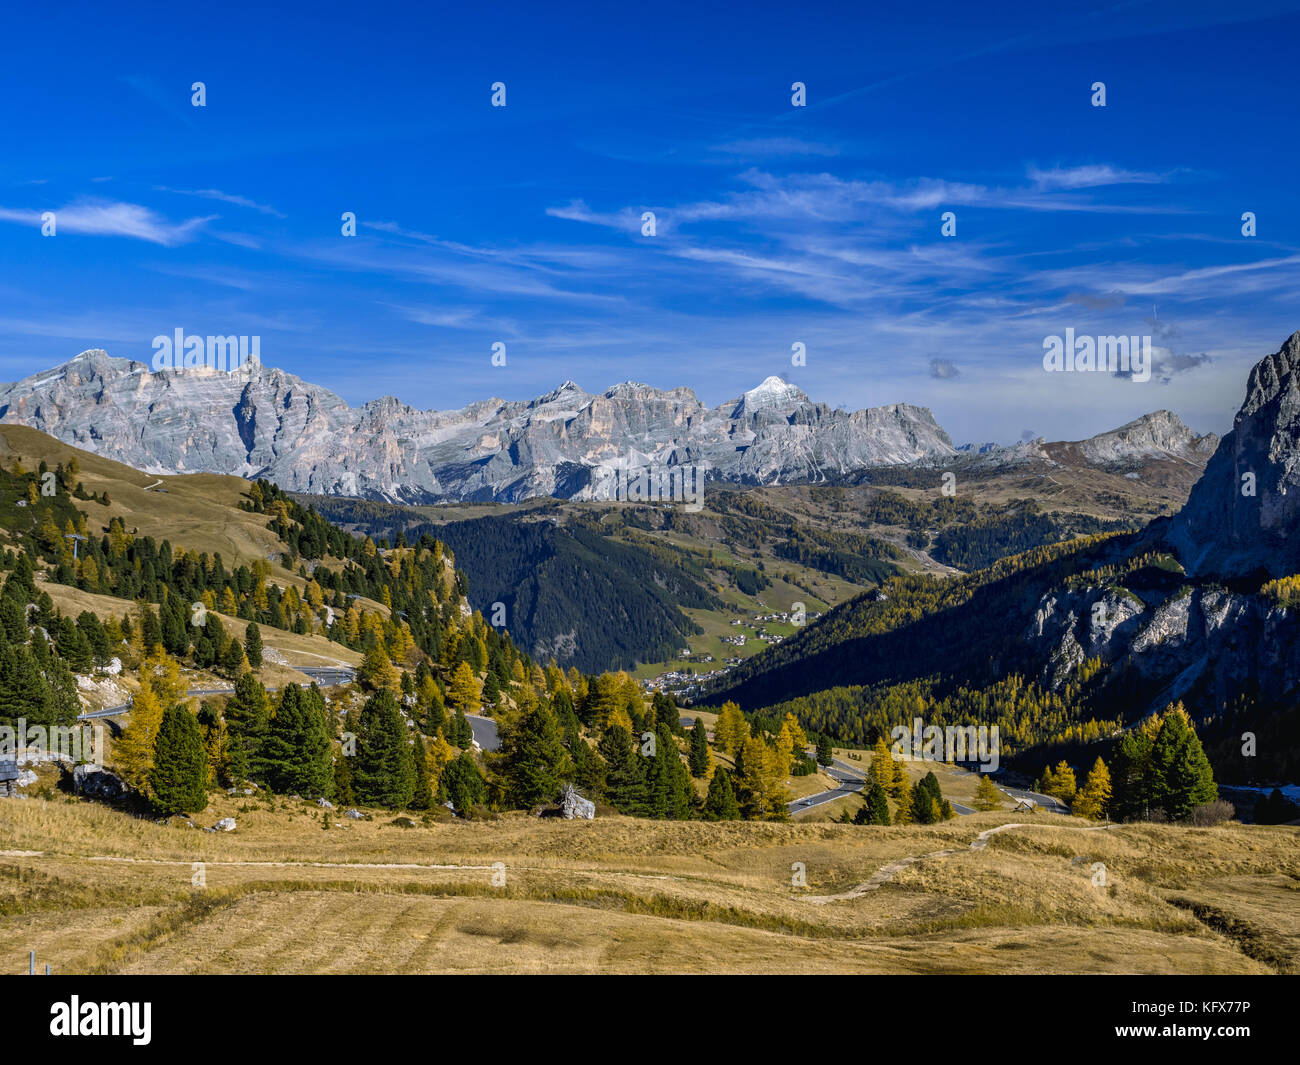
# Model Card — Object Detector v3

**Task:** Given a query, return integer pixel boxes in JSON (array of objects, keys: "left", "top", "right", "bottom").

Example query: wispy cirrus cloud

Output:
[
  {"left": 709, "top": 137, "right": 844, "bottom": 159},
  {"left": 391, "top": 303, "right": 488, "bottom": 330},
  {"left": 155, "top": 186, "right": 287, "bottom": 219},
  {"left": 548, "top": 166, "right": 1191, "bottom": 244},
  {"left": 1027, "top": 164, "right": 1170, "bottom": 190},
  {"left": 545, "top": 200, "right": 643, "bottom": 233},
  {"left": 0, "top": 198, "right": 214, "bottom": 245}
]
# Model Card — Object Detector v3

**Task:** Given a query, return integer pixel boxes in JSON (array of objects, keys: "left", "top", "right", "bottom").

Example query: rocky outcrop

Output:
[
  {"left": 0, "top": 354, "right": 957, "bottom": 502},
  {"left": 1017, "top": 332, "right": 1300, "bottom": 728},
  {"left": 72, "top": 763, "right": 126, "bottom": 799},
  {"left": 1027, "top": 586, "right": 1147, "bottom": 689},
  {"left": 1026, "top": 581, "right": 1300, "bottom": 717},
  {"left": 1163, "top": 330, "right": 1300, "bottom": 578}
]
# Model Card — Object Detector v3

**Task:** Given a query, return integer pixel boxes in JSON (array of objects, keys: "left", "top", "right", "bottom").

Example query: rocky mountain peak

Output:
[
  {"left": 1074, "top": 409, "right": 1218, "bottom": 466},
  {"left": 1164, "top": 330, "right": 1300, "bottom": 578},
  {"left": 731, "top": 375, "right": 809, "bottom": 417},
  {"left": 1240, "top": 328, "right": 1300, "bottom": 419},
  {"left": 537, "top": 380, "right": 585, "bottom": 404}
]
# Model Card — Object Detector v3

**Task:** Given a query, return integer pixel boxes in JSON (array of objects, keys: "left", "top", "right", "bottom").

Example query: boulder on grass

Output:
[
  {"left": 72, "top": 763, "right": 126, "bottom": 799},
  {"left": 560, "top": 784, "right": 595, "bottom": 820}
]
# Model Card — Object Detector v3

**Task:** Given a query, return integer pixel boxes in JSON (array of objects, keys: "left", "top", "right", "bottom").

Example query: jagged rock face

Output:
[
  {"left": 0, "top": 355, "right": 957, "bottom": 502},
  {"left": 1165, "top": 331, "right": 1300, "bottom": 578},
  {"left": 1027, "top": 587, "right": 1146, "bottom": 689},
  {"left": 1026, "top": 583, "right": 1300, "bottom": 715},
  {"left": 1021, "top": 333, "right": 1300, "bottom": 725}
]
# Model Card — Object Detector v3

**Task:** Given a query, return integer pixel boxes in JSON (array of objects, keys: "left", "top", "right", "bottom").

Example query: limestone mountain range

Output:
[{"left": 0, "top": 348, "right": 1217, "bottom": 504}]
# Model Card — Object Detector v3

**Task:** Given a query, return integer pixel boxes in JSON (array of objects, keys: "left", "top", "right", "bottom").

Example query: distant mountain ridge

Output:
[
  {"left": 954, "top": 410, "right": 1218, "bottom": 472},
  {"left": 0, "top": 349, "right": 1214, "bottom": 502}
]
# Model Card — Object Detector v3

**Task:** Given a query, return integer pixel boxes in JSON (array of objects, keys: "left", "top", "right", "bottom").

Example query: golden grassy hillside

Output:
[
  {"left": 0, "top": 424, "right": 286, "bottom": 571},
  {"left": 0, "top": 423, "right": 389, "bottom": 614},
  {"left": 0, "top": 795, "right": 1294, "bottom": 975}
]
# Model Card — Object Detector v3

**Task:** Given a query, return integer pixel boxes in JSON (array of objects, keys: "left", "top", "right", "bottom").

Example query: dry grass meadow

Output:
[{"left": 1, "top": 792, "right": 1295, "bottom": 975}]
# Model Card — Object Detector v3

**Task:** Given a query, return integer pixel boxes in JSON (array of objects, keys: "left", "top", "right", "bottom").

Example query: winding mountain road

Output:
[
  {"left": 788, "top": 756, "right": 977, "bottom": 816},
  {"left": 75, "top": 665, "right": 504, "bottom": 753},
  {"left": 465, "top": 714, "right": 500, "bottom": 752},
  {"left": 75, "top": 664, "right": 357, "bottom": 722}
]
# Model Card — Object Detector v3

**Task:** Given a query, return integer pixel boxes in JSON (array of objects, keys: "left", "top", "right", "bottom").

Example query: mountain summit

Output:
[{"left": 731, "top": 375, "right": 809, "bottom": 416}]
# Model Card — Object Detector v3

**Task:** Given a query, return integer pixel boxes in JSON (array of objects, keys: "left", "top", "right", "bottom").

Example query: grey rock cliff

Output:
[
  {"left": 1164, "top": 330, "right": 1300, "bottom": 578},
  {"left": 1026, "top": 582, "right": 1300, "bottom": 717}
]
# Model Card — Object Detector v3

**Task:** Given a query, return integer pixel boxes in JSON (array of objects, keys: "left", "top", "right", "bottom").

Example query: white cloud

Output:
[
  {"left": 1027, "top": 164, "right": 1168, "bottom": 190},
  {"left": 0, "top": 199, "right": 214, "bottom": 245}
]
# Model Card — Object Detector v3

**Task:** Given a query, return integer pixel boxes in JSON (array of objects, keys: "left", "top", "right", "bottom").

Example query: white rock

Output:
[{"left": 561, "top": 784, "right": 595, "bottom": 820}]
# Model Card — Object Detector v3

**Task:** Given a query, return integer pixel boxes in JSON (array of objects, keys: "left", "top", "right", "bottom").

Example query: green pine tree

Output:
[
  {"left": 224, "top": 672, "right": 271, "bottom": 784},
  {"left": 569, "top": 735, "right": 606, "bottom": 800},
  {"left": 1149, "top": 705, "right": 1217, "bottom": 821},
  {"left": 1110, "top": 729, "right": 1153, "bottom": 821},
  {"left": 911, "top": 771, "right": 945, "bottom": 824},
  {"left": 703, "top": 766, "right": 740, "bottom": 821},
  {"left": 220, "top": 637, "right": 247, "bottom": 678},
  {"left": 353, "top": 689, "right": 416, "bottom": 808},
  {"left": 688, "top": 717, "right": 710, "bottom": 777},
  {"left": 333, "top": 752, "right": 356, "bottom": 806},
  {"left": 441, "top": 751, "right": 485, "bottom": 814},
  {"left": 853, "top": 779, "right": 892, "bottom": 825},
  {"left": 597, "top": 724, "right": 647, "bottom": 816},
  {"left": 150, "top": 704, "right": 209, "bottom": 815},
  {"left": 451, "top": 707, "right": 473, "bottom": 748},
  {"left": 260, "top": 683, "right": 333, "bottom": 797},
  {"left": 243, "top": 622, "right": 263, "bottom": 668},
  {"left": 409, "top": 733, "right": 433, "bottom": 811},
  {"left": 645, "top": 722, "right": 692, "bottom": 820},
  {"left": 502, "top": 700, "right": 572, "bottom": 807}
]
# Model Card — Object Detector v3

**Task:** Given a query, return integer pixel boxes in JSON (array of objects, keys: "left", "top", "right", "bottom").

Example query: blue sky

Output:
[{"left": 2, "top": 0, "right": 1299, "bottom": 445}]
